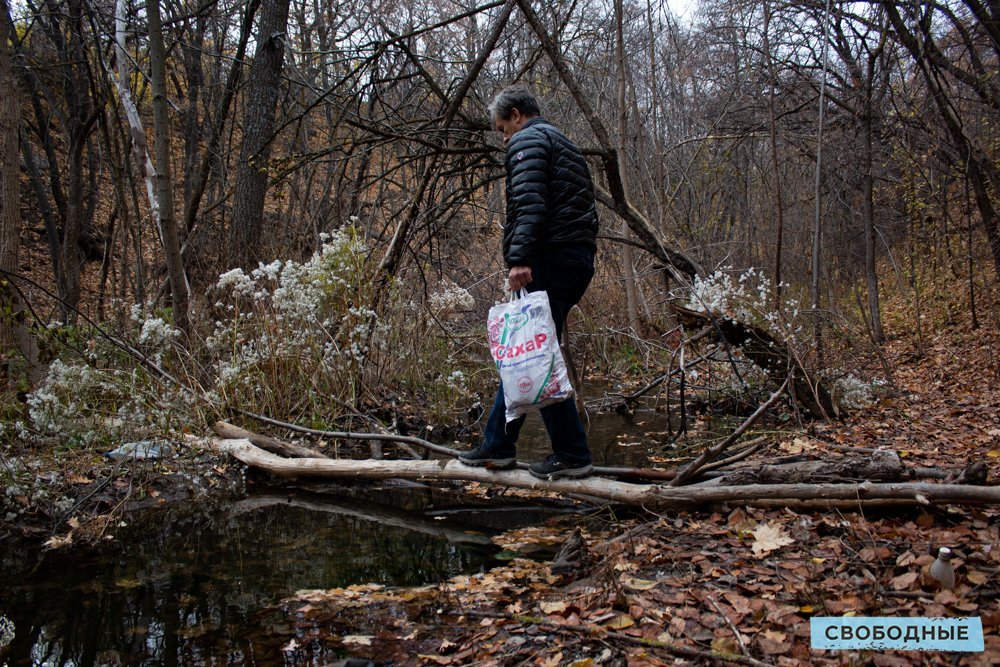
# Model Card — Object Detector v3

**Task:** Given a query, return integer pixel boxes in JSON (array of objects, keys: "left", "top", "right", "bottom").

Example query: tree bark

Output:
[
  {"left": 228, "top": 0, "right": 292, "bottom": 269},
  {"left": 615, "top": 0, "right": 639, "bottom": 328},
  {"left": 213, "top": 420, "right": 331, "bottom": 459},
  {"left": 145, "top": 0, "right": 190, "bottom": 334},
  {"left": 183, "top": 0, "right": 261, "bottom": 257},
  {"left": 881, "top": 1, "right": 1000, "bottom": 277},
  {"left": 717, "top": 449, "right": 905, "bottom": 486},
  {"left": 1, "top": 0, "right": 20, "bottom": 349},
  {"left": 762, "top": 0, "right": 785, "bottom": 309}
]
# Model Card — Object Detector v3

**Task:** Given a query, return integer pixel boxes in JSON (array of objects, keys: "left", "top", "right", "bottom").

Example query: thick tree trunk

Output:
[
  {"left": 0, "top": 0, "right": 41, "bottom": 384},
  {"left": 1, "top": 0, "right": 21, "bottom": 350},
  {"left": 213, "top": 421, "right": 331, "bottom": 458},
  {"left": 228, "top": 0, "right": 292, "bottom": 269},
  {"left": 615, "top": 0, "right": 639, "bottom": 328},
  {"left": 671, "top": 303, "right": 837, "bottom": 419}
]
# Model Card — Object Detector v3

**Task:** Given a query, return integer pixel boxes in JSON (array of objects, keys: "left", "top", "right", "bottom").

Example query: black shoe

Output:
[
  {"left": 529, "top": 454, "right": 593, "bottom": 480},
  {"left": 458, "top": 443, "right": 516, "bottom": 469}
]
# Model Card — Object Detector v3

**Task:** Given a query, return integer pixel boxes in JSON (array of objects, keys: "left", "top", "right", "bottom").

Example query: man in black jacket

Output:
[{"left": 460, "top": 86, "right": 598, "bottom": 479}]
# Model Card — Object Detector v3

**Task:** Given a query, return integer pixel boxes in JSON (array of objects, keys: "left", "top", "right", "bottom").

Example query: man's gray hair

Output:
[{"left": 488, "top": 86, "right": 541, "bottom": 121}]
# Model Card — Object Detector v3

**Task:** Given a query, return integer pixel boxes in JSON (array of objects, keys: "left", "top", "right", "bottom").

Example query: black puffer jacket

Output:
[{"left": 503, "top": 117, "right": 598, "bottom": 267}]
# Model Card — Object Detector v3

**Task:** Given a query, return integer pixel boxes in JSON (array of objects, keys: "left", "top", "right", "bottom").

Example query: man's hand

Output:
[{"left": 508, "top": 266, "right": 533, "bottom": 291}]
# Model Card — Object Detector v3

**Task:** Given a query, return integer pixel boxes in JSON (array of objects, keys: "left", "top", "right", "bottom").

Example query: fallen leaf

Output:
[
  {"left": 751, "top": 522, "right": 794, "bottom": 556},
  {"left": 539, "top": 652, "right": 563, "bottom": 667},
  {"left": 711, "top": 636, "right": 739, "bottom": 655},
  {"left": 43, "top": 533, "right": 73, "bottom": 549},
  {"left": 623, "top": 577, "right": 659, "bottom": 591},
  {"left": 540, "top": 600, "right": 568, "bottom": 615},
  {"left": 66, "top": 517, "right": 80, "bottom": 529},
  {"left": 342, "top": 635, "right": 373, "bottom": 645},
  {"left": 603, "top": 614, "right": 634, "bottom": 630},
  {"left": 890, "top": 571, "right": 919, "bottom": 590},
  {"left": 967, "top": 571, "right": 989, "bottom": 585}
]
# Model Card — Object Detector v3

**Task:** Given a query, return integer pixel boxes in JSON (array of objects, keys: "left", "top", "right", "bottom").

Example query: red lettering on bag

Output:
[{"left": 493, "top": 333, "right": 549, "bottom": 361}]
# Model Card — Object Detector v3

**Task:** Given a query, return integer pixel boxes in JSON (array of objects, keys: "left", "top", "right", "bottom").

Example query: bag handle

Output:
[{"left": 509, "top": 288, "right": 529, "bottom": 303}]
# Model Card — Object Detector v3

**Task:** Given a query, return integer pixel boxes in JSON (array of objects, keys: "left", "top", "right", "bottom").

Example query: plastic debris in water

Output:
[{"left": 104, "top": 440, "right": 173, "bottom": 460}]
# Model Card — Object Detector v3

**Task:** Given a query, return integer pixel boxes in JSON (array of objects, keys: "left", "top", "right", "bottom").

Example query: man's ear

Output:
[{"left": 510, "top": 108, "right": 522, "bottom": 124}]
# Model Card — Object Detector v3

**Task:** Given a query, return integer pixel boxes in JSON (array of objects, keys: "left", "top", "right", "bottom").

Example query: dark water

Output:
[
  {"left": 0, "top": 403, "right": 684, "bottom": 666},
  {"left": 0, "top": 486, "right": 567, "bottom": 666}
]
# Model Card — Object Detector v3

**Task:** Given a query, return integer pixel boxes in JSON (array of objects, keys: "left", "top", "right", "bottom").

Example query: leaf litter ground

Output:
[{"left": 276, "top": 317, "right": 998, "bottom": 665}]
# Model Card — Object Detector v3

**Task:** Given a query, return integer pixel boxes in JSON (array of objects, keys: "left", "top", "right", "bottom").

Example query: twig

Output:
[
  {"left": 236, "top": 409, "right": 464, "bottom": 458},
  {"left": 671, "top": 377, "right": 790, "bottom": 486},
  {"left": 707, "top": 595, "right": 769, "bottom": 667},
  {"left": 699, "top": 437, "right": 769, "bottom": 473}
]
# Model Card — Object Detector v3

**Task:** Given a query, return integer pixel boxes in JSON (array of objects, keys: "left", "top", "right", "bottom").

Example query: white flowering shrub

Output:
[
  {"left": 687, "top": 267, "right": 806, "bottom": 344},
  {"left": 677, "top": 266, "right": 816, "bottom": 408},
  {"left": 15, "top": 225, "right": 482, "bottom": 449},
  {"left": 204, "top": 226, "right": 478, "bottom": 424},
  {"left": 833, "top": 374, "right": 878, "bottom": 412},
  {"left": 24, "top": 351, "right": 193, "bottom": 447},
  {"left": 0, "top": 615, "right": 13, "bottom": 648},
  {"left": 429, "top": 281, "right": 475, "bottom": 320}
]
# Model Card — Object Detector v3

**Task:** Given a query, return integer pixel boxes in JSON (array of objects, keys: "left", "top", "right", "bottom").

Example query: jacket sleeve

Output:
[{"left": 504, "top": 128, "right": 551, "bottom": 266}]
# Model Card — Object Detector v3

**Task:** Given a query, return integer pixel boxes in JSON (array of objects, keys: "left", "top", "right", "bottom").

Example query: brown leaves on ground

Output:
[
  {"left": 278, "top": 505, "right": 998, "bottom": 665},
  {"left": 275, "top": 309, "right": 999, "bottom": 665}
]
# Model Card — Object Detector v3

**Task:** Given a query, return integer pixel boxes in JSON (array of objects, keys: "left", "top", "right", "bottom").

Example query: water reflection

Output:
[{"left": 0, "top": 491, "right": 502, "bottom": 666}]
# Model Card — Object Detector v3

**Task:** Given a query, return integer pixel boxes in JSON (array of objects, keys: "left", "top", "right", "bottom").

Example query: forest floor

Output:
[
  {"left": 3, "top": 283, "right": 1000, "bottom": 665},
  {"left": 262, "top": 301, "right": 1000, "bottom": 665}
]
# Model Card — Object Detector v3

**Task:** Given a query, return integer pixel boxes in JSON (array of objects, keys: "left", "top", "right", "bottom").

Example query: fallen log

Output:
[
  {"left": 213, "top": 420, "right": 699, "bottom": 484},
  {"left": 716, "top": 449, "right": 905, "bottom": 485},
  {"left": 213, "top": 421, "right": 330, "bottom": 459},
  {"left": 213, "top": 438, "right": 1000, "bottom": 509}
]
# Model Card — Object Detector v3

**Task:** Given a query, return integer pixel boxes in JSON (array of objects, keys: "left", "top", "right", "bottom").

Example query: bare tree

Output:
[
  {"left": 0, "top": 0, "right": 41, "bottom": 383},
  {"left": 229, "top": 0, "right": 293, "bottom": 269},
  {"left": 146, "top": 0, "right": 190, "bottom": 333}
]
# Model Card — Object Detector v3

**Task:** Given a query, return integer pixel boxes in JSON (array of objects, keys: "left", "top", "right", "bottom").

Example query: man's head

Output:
[{"left": 489, "top": 86, "right": 541, "bottom": 145}]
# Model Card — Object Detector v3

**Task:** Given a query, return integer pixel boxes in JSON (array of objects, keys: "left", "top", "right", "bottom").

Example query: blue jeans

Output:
[{"left": 482, "top": 246, "right": 595, "bottom": 465}]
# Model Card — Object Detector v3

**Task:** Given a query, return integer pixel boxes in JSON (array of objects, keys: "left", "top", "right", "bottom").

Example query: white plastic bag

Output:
[{"left": 487, "top": 289, "right": 575, "bottom": 422}]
